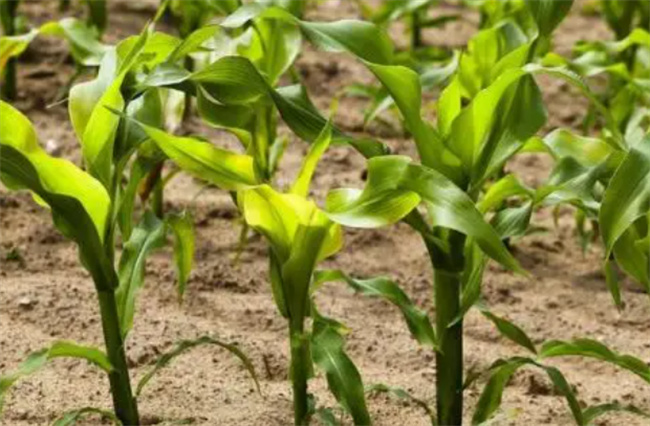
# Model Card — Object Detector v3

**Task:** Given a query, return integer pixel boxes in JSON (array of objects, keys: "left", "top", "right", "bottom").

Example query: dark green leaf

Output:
[
  {"left": 51, "top": 407, "right": 122, "bottom": 426},
  {"left": 539, "top": 339, "right": 650, "bottom": 384},
  {"left": 314, "top": 269, "right": 436, "bottom": 349},
  {"left": 311, "top": 324, "right": 371, "bottom": 426},
  {"left": 136, "top": 336, "right": 260, "bottom": 397},
  {"left": 167, "top": 211, "right": 195, "bottom": 302},
  {"left": 0, "top": 342, "right": 112, "bottom": 413},
  {"left": 480, "top": 310, "right": 537, "bottom": 354},
  {"left": 116, "top": 211, "right": 166, "bottom": 337}
]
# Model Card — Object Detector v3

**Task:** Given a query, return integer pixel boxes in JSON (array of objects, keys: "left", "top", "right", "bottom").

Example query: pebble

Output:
[{"left": 17, "top": 297, "right": 36, "bottom": 310}]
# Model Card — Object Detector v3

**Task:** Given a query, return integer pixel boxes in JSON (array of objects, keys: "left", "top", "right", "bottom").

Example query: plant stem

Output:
[
  {"left": 427, "top": 231, "right": 465, "bottom": 426},
  {"left": 289, "top": 322, "right": 310, "bottom": 426},
  {"left": 0, "top": 0, "right": 18, "bottom": 101},
  {"left": 151, "top": 175, "right": 164, "bottom": 218},
  {"left": 97, "top": 290, "right": 140, "bottom": 426},
  {"left": 1, "top": 58, "right": 16, "bottom": 100},
  {"left": 183, "top": 55, "right": 194, "bottom": 122},
  {"left": 411, "top": 9, "right": 423, "bottom": 51}
]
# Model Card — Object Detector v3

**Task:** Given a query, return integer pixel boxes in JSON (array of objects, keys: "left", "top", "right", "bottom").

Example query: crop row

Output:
[{"left": 0, "top": 1, "right": 649, "bottom": 425}]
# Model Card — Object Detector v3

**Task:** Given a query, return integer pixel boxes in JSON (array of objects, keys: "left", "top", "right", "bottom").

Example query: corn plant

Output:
[
  {"left": 204, "top": 2, "right": 650, "bottom": 425},
  {"left": 355, "top": 0, "right": 459, "bottom": 54},
  {"left": 0, "top": 23, "right": 258, "bottom": 425},
  {"left": 119, "top": 107, "right": 375, "bottom": 424},
  {"left": 542, "top": 29, "right": 650, "bottom": 137},
  {"left": 0, "top": 0, "right": 109, "bottom": 100},
  {"left": 0, "top": 0, "right": 18, "bottom": 99},
  {"left": 600, "top": 0, "right": 649, "bottom": 41}
]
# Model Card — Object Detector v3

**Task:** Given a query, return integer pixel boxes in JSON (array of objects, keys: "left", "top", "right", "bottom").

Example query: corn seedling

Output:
[
  {"left": 0, "top": 21, "right": 258, "bottom": 425},
  {"left": 0, "top": 0, "right": 109, "bottom": 100},
  {"left": 600, "top": 0, "right": 649, "bottom": 41},
  {"left": 211, "top": 2, "right": 650, "bottom": 425},
  {"left": 355, "top": 0, "right": 459, "bottom": 54},
  {"left": 122, "top": 104, "right": 375, "bottom": 424}
]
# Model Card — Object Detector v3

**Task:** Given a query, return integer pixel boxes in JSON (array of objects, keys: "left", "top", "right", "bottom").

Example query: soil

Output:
[{"left": 1, "top": 1, "right": 649, "bottom": 426}]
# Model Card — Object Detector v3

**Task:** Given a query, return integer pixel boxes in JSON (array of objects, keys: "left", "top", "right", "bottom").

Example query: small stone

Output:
[
  {"left": 17, "top": 297, "right": 36, "bottom": 310},
  {"left": 45, "top": 139, "right": 62, "bottom": 156}
]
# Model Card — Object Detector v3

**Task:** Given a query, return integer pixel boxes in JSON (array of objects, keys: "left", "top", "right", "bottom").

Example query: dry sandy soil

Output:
[{"left": 1, "top": 1, "right": 649, "bottom": 425}]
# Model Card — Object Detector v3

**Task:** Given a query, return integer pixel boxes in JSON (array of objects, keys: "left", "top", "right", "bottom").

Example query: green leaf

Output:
[
  {"left": 539, "top": 339, "right": 650, "bottom": 384},
  {"left": 241, "top": 185, "right": 342, "bottom": 264},
  {"left": 167, "top": 211, "right": 195, "bottom": 302},
  {"left": 478, "top": 174, "right": 532, "bottom": 213},
  {"left": 542, "top": 365, "right": 584, "bottom": 425},
  {"left": 525, "top": 0, "right": 574, "bottom": 37},
  {"left": 82, "top": 0, "right": 107, "bottom": 33},
  {"left": 39, "top": 17, "right": 109, "bottom": 66},
  {"left": 480, "top": 310, "right": 537, "bottom": 354},
  {"left": 327, "top": 156, "right": 522, "bottom": 272},
  {"left": 365, "top": 62, "right": 455, "bottom": 178},
  {"left": 367, "top": 383, "right": 435, "bottom": 425},
  {"left": 472, "top": 357, "right": 583, "bottom": 425},
  {"left": 51, "top": 407, "right": 122, "bottom": 426},
  {"left": 0, "top": 341, "right": 112, "bottom": 413},
  {"left": 453, "top": 245, "right": 486, "bottom": 325},
  {"left": 190, "top": 55, "right": 269, "bottom": 105},
  {"left": 130, "top": 118, "right": 259, "bottom": 190},
  {"left": 490, "top": 203, "right": 533, "bottom": 239},
  {"left": 136, "top": 336, "right": 260, "bottom": 397},
  {"left": 311, "top": 325, "right": 371, "bottom": 426},
  {"left": 448, "top": 69, "right": 545, "bottom": 180},
  {"left": 472, "top": 357, "right": 530, "bottom": 425},
  {"left": 241, "top": 185, "right": 342, "bottom": 321},
  {"left": 583, "top": 402, "right": 650, "bottom": 425},
  {"left": 117, "top": 156, "right": 156, "bottom": 240},
  {"left": 116, "top": 211, "right": 167, "bottom": 337},
  {"left": 0, "top": 101, "right": 115, "bottom": 290},
  {"left": 69, "top": 29, "right": 151, "bottom": 185},
  {"left": 314, "top": 269, "right": 437, "bottom": 349},
  {"left": 0, "top": 30, "right": 38, "bottom": 69},
  {"left": 541, "top": 128, "right": 614, "bottom": 168},
  {"left": 240, "top": 16, "right": 302, "bottom": 85},
  {"left": 603, "top": 259, "right": 623, "bottom": 310},
  {"left": 167, "top": 25, "right": 221, "bottom": 63},
  {"left": 600, "top": 140, "right": 650, "bottom": 257},
  {"left": 297, "top": 18, "right": 393, "bottom": 65},
  {"left": 290, "top": 122, "right": 332, "bottom": 197},
  {"left": 326, "top": 156, "right": 422, "bottom": 228},
  {"left": 612, "top": 226, "right": 649, "bottom": 291}
]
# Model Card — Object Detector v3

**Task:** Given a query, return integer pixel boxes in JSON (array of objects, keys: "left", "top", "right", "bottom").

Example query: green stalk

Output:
[
  {"left": 97, "top": 290, "right": 140, "bottom": 425},
  {"left": 289, "top": 322, "right": 310, "bottom": 426},
  {"left": 1, "top": 58, "right": 16, "bottom": 100},
  {"left": 183, "top": 55, "right": 194, "bottom": 122},
  {"left": 151, "top": 175, "right": 164, "bottom": 218},
  {"left": 427, "top": 231, "right": 466, "bottom": 426},
  {"left": 411, "top": 8, "right": 423, "bottom": 51},
  {"left": 0, "top": 0, "right": 18, "bottom": 101}
]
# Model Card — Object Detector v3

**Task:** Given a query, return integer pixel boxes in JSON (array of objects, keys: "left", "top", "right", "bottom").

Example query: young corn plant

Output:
[
  {"left": 219, "top": 2, "right": 650, "bottom": 424},
  {"left": 354, "top": 0, "right": 458, "bottom": 55},
  {"left": 542, "top": 26, "right": 650, "bottom": 135},
  {"left": 122, "top": 111, "right": 374, "bottom": 425},
  {"left": 599, "top": 0, "right": 649, "bottom": 42},
  {"left": 0, "top": 0, "right": 109, "bottom": 100},
  {"left": 0, "top": 0, "right": 19, "bottom": 99},
  {"left": 0, "top": 23, "right": 257, "bottom": 426},
  {"left": 132, "top": 0, "right": 306, "bottom": 220}
]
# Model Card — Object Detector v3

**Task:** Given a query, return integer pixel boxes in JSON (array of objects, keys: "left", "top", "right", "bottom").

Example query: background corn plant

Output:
[
  {"left": 0, "top": 0, "right": 109, "bottom": 100},
  {"left": 212, "top": 2, "right": 650, "bottom": 425},
  {"left": 0, "top": 19, "right": 259, "bottom": 425}
]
